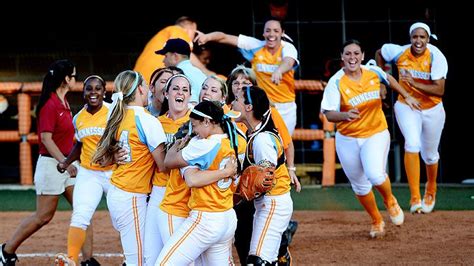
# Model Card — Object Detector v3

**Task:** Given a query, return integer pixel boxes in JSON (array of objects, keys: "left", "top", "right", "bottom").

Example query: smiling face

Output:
[
  {"left": 341, "top": 43, "right": 364, "bottom": 73},
  {"left": 410, "top": 28, "right": 429, "bottom": 56},
  {"left": 166, "top": 76, "right": 191, "bottom": 114},
  {"left": 150, "top": 71, "right": 174, "bottom": 105},
  {"left": 200, "top": 77, "right": 225, "bottom": 103},
  {"left": 263, "top": 20, "right": 283, "bottom": 50},
  {"left": 190, "top": 117, "right": 212, "bottom": 139},
  {"left": 83, "top": 77, "right": 105, "bottom": 112}
]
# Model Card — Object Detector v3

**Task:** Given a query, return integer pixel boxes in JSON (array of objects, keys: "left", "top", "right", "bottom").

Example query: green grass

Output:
[{"left": 1, "top": 185, "right": 473, "bottom": 212}]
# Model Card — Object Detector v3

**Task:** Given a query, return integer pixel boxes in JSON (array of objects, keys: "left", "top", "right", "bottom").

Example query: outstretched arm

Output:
[
  {"left": 272, "top": 57, "right": 296, "bottom": 85},
  {"left": 194, "top": 31, "right": 239, "bottom": 47}
]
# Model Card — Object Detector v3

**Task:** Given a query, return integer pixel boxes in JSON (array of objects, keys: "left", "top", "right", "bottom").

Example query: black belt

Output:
[{"left": 40, "top": 154, "right": 53, "bottom": 158}]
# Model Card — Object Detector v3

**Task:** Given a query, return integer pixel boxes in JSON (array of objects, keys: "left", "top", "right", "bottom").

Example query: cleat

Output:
[
  {"left": 81, "top": 257, "right": 101, "bottom": 266},
  {"left": 421, "top": 193, "right": 436, "bottom": 213},
  {"left": 410, "top": 201, "right": 423, "bottom": 214},
  {"left": 54, "top": 253, "right": 76, "bottom": 266},
  {"left": 387, "top": 198, "right": 404, "bottom": 225},
  {"left": 369, "top": 221, "right": 385, "bottom": 238}
]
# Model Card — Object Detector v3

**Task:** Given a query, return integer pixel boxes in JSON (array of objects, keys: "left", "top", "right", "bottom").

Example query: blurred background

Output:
[{"left": 0, "top": 0, "right": 467, "bottom": 185}]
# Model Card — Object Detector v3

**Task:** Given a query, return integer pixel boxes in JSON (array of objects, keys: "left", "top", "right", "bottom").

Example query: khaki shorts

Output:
[{"left": 34, "top": 155, "right": 76, "bottom": 195}]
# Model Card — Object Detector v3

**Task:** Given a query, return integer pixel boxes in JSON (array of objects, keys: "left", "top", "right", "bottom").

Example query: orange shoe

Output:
[
  {"left": 422, "top": 193, "right": 436, "bottom": 213},
  {"left": 369, "top": 221, "right": 385, "bottom": 238},
  {"left": 54, "top": 253, "right": 76, "bottom": 266},
  {"left": 386, "top": 198, "right": 404, "bottom": 226}
]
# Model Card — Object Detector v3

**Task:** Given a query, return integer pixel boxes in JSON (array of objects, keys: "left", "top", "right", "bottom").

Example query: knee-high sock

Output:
[
  {"left": 425, "top": 163, "right": 438, "bottom": 196},
  {"left": 356, "top": 191, "right": 383, "bottom": 224},
  {"left": 374, "top": 176, "right": 396, "bottom": 208},
  {"left": 404, "top": 152, "right": 420, "bottom": 204},
  {"left": 68, "top": 226, "right": 86, "bottom": 264}
]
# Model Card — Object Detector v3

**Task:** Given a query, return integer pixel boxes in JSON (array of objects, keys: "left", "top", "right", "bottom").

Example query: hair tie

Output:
[
  {"left": 245, "top": 86, "right": 253, "bottom": 105},
  {"left": 106, "top": 92, "right": 124, "bottom": 120}
]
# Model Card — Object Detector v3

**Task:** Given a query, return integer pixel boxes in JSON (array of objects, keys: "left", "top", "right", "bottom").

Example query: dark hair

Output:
[
  {"left": 83, "top": 75, "right": 106, "bottom": 88},
  {"left": 189, "top": 101, "right": 241, "bottom": 173},
  {"left": 341, "top": 39, "right": 363, "bottom": 53},
  {"left": 242, "top": 86, "right": 270, "bottom": 121},
  {"left": 36, "top": 59, "right": 75, "bottom": 117},
  {"left": 159, "top": 73, "right": 191, "bottom": 116},
  {"left": 149, "top": 66, "right": 183, "bottom": 85}
]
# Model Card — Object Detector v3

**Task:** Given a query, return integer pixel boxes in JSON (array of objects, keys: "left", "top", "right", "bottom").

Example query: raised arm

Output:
[
  {"left": 194, "top": 31, "right": 239, "bottom": 47},
  {"left": 183, "top": 158, "right": 237, "bottom": 188}
]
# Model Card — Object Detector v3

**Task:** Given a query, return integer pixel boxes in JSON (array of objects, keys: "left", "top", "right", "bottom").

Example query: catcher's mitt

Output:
[{"left": 237, "top": 163, "right": 276, "bottom": 201}]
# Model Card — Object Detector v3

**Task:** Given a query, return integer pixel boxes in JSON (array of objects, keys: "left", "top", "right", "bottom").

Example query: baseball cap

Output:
[{"left": 155, "top": 38, "right": 191, "bottom": 56}]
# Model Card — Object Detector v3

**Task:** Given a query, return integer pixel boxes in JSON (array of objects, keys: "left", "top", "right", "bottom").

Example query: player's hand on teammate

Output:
[
  {"left": 114, "top": 147, "right": 128, "bottom": 165},
  {"left": 345, "top": 108, "right": 360, "bottom": 121},
  {"left": 194, "top": 31, "right": 208, "bottom": 46},
  {"left": 223, "top": 156, "right": 238, "bottom": 179}
]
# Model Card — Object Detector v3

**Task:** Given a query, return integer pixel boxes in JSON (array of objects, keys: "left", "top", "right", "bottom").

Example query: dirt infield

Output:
[{"left": 1, "top": 210, "right": 473, "bottom": 265}]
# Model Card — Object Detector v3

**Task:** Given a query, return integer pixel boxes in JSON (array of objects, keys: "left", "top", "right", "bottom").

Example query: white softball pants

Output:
[
  {"left": 70, "top": 166, "right": 112, "bottom": 229},
  {"left": 394, "top": 101, "right": 445, "bottom": 165},
  {"left": 336, "top": 130, "right": 390, "bottom": 195}
]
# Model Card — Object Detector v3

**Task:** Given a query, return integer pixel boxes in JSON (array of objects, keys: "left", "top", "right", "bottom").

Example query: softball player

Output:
[
  {"left": 226, "top": 66, "right": 300, "bottom": 265},
  {"left": 321, "top": 40, "right": 420, "bottom": 238},
  {"left": 54, "top": 75, "right": 113, "bottom": 266},
  {"left": 375, "top": 22, "right": 448, "bottom": 214},
  {"left": 195, "top": 18, "right": 299, "bottom": 134},
  {"left": 92, "top": 70, "right": 166, "bottom": 266},
  {"left": 231, "top": 86, "right": 293, "bottom": 265},
  {"left": 144, "top": 74, "right": 191, "bottom": 265},
  {"left": 156, "top": 100, "right": 240, "bottom": 265}
]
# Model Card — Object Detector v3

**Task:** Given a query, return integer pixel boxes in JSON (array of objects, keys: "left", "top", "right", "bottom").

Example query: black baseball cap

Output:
[{"left": 155, "top": 38, "right": 191, "bottom": 56}]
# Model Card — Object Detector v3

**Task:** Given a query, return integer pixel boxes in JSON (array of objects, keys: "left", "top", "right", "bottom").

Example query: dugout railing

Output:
[{"left": 0, "top": 80, "right": 336, "bottom": 186}]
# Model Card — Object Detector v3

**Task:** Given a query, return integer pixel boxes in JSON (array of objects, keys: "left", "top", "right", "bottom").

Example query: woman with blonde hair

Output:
[{"left": 93, "top": 70, "right": 167, "bottom": 265}]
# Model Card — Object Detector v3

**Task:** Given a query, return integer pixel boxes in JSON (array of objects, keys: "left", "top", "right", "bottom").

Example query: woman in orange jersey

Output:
[
  {"left": 146, "top": 66, "right": 183, "bottom": 117},
  {"left": 321, "top": 40, "right": 420, "bottom": 238},
  {"left": 226, "top": 65, "right": 299, "bottom": 265},
  {"left": 231, "top": 86, "right": 293, "bottom": 265},
  {"left": 375, "top": 22, "right": 448, "bottom": 214},
  {"left": 195, "top": 18, "right": 299, "bottom": 135},
  {"left": 92, "top": 70, "right": 167, "bottom": 265},
  {"left": 144, "top": 74, "right": 192, "bottom": 265},
  {"left": 54, "top": 75, "right": 111, "bottom": 266},
  {"left": 156, "top": 100, "right": 240, "bottom": 265}
]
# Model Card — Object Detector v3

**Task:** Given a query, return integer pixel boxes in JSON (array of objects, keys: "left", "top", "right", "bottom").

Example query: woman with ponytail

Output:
[
  {"left": 92, "top": 70, "right": 167, "bottom": 265},
  {"left": 1, "top": 59, "right": 87, "bottom": 266}
]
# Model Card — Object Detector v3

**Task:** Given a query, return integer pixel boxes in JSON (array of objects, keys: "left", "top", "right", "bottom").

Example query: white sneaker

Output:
[
  {"left": 410, "top": 201, "right": 422, "bottom": 214},
  {"left": 422, "top": 194, "right": 436, "bottom": 213},
  {"left": 369, "top": 221, "right": 385, "bottom": 238},
  {"left": 387, "top": 199, "right": 404, "bottom": 226},
  {"left": 54, "top": 253, "right": 76, "bottom": 266}
]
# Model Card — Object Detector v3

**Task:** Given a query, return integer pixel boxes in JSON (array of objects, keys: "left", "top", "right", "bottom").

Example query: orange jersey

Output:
[
  {"left": 321, "top": 65, "right": 389, "bottom": 138},
  {"left": 73, "top": 103, "right": 114, "bottom": 171},
  {"left": 381, "top": 43, "right": 448, "bottom": 110},
  {"left": 238, "top": 35, "right": 299, "bottom": 103},
  {"left": 111, "top": 106, "right": 166, "bottom": 194},
  {"left": 152, "top": 110, "right": 191, "bottom": 187},
  {"left": 180, "top": 134, "right": 239, "bottom": 212},
  {"left": 134, "top": 26, "right": 192, "bottom": 83}
]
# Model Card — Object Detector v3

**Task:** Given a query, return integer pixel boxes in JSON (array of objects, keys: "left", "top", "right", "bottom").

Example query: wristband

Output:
[{"left": 288, "top": 166, "right": 296, "bottom": 171}]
